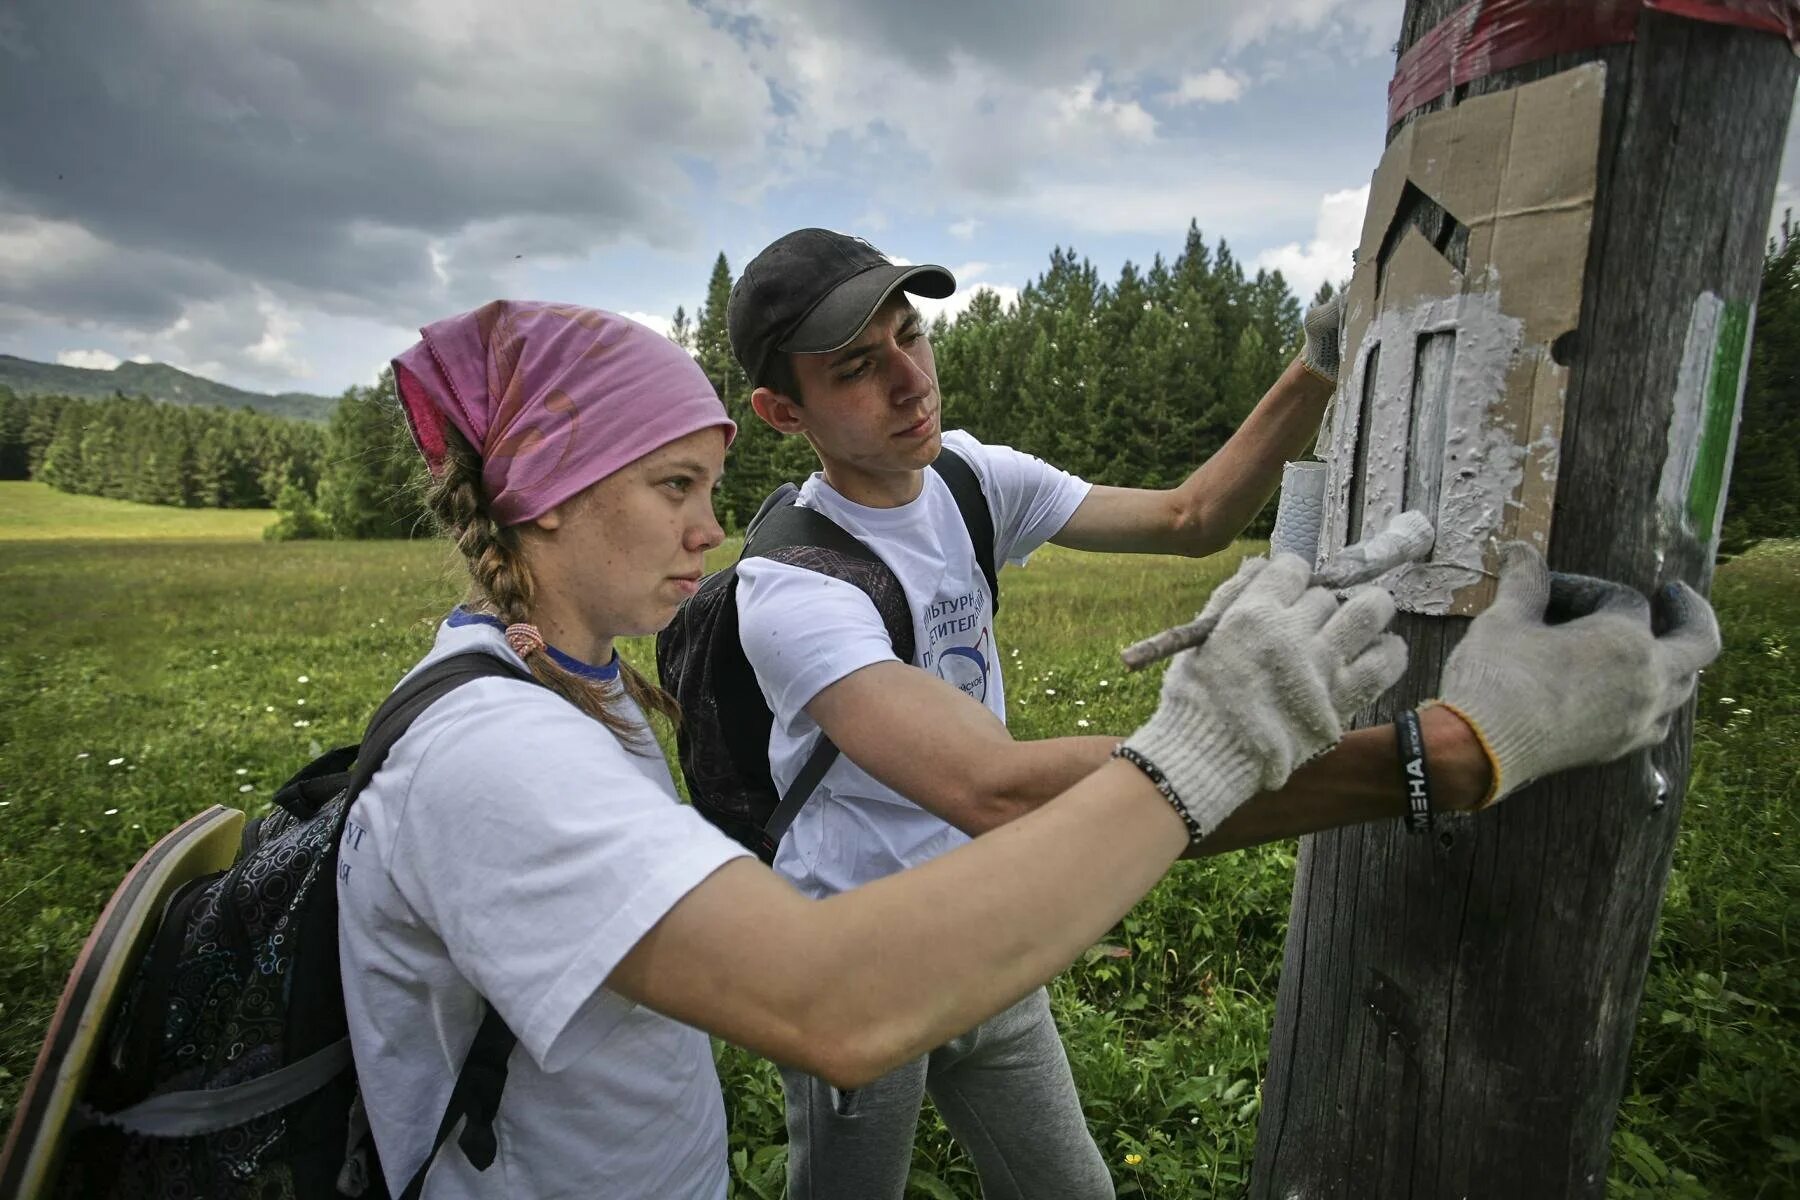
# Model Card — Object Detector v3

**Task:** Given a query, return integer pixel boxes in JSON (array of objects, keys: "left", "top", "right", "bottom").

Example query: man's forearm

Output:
[
  {"left": 960, "top": 734, "right": 1119, "bottom": 834},
  {"left": 1184, "top": 705, "right": 1493, "bottom": 856},
  {"left": 1170, "top": 357, "right": 1332, "bottom": 556}
]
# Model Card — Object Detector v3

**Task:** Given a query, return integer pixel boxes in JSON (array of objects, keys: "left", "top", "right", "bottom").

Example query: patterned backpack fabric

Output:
[
  {"left": 656, "top": 448, "right": 997, "bottom": 863},
  {"left": 58, "top": 652, "right": 537, "bottom": 1199}
]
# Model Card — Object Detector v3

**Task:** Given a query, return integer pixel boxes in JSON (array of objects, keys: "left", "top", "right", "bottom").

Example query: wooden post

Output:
[{"left": 1249, "top": 6, "right": 1795, "bottom": 1196}]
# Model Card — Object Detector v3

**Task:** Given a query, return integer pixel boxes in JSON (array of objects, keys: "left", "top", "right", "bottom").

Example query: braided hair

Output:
[{"left": 423, "top": 427, "right": 681, "bottom": 747}]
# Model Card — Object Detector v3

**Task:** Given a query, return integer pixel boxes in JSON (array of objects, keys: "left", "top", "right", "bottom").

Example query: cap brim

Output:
[{"left": 779, "top": 263, "right": 957, "bottom": 356}]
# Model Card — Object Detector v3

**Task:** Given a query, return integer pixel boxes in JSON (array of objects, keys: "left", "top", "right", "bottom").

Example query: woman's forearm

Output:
[{"left": 801, "top": 759, "right": 1185, "bottom": 1084}]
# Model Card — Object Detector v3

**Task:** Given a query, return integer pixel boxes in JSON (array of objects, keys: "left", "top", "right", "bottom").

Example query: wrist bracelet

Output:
[
  {"left": 1113, "top": 744, "right": 1204, "bottom": 845},
  {"left": 1396, "top": 708, "right": 1433, "bottom": 834}
]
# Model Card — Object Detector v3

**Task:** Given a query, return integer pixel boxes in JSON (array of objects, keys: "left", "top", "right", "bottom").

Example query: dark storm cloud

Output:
[
  {"left": 744, "top": 0, "right": 1379, "bottom": 84},
  {"left": 0, "top": 0, "right": 769, "bottom": 329}
]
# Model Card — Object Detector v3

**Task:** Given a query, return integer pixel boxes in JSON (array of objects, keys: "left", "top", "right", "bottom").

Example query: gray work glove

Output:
[
  {"left": 1299, "top": 292, "right": 1344, "bottom": 385},
  {"left": 1123, "top": 555, "right": 1408, "bottom": 843},
  {"left": 1434, "top": 543, "right": 1722, "bottom": 805}
]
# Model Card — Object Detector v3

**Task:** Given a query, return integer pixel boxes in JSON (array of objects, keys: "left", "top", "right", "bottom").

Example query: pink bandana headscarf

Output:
[{"left": 391, "top": 301, "right": 736, "bottom": 526}]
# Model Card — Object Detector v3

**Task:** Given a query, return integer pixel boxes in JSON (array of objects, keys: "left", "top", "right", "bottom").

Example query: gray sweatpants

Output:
[{"left": 779, "top": 987, "right": 1114, "bottom": 1200}]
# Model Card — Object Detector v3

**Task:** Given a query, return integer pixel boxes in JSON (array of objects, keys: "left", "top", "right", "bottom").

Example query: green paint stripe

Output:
[{"left": 1686, "top": 301, "right": 1749, "bottom": 538}]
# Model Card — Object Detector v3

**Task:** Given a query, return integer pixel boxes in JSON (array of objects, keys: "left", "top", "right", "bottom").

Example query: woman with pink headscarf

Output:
[{"left": 335, "top": 300, "right": 1698, "bottom": 1198}]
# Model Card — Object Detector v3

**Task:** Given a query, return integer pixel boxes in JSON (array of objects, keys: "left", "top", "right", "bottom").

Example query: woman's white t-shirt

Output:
[{"left": 337, "top": 615, "right": 751, "bottom": 1198}]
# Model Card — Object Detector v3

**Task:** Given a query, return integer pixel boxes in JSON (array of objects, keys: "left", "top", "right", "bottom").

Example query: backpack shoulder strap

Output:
[
  {"left": 348, "top": 651, "right": 537, "bottom": 800},
  {"left": 346, "top": 650, "right": 539, "bottom": 1200},
  {"left": 743, "top": 490, "right": 884, "bottom": 567},
  {"left": 398, "top": 1003, "right": 515, "bottom": 1200},
  {"left": 732, "top": 487, "right": 899, "bottom": 862},
  {"left": 930, "top": 446, "right": 1000, "bottom": 616},
  {"left": 737, "top": 482, "right": 910, "bottom": 660}
]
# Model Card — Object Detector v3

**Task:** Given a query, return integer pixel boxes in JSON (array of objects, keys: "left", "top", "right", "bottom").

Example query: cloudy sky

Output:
[{"left": 2, "top": 0, "right": 1796, "bottom": 395}]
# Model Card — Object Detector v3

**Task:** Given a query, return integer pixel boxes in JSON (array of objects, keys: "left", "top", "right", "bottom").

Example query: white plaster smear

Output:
[
  {"left": 1269, "top": 460, "right": 1327, "bottom": 563},
  {"left": 1328, "top": 288, "right": 1530, "bottom": 614},
  {"left": 1656, "top": 291, "right": 1724, "bottom": 549}
]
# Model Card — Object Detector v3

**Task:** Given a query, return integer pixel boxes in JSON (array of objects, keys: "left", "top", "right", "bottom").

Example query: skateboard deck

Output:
[{"left": 0, "top": 805, "right": 246, "bottom": 1198}]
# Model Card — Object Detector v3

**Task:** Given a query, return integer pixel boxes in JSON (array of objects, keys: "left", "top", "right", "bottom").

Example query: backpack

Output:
[
  {"left": 51, "top": 651, "right": 540, "bottom": 1200},
  {"left": 656, "top": 447, "right": 998, "bottom": 864}
]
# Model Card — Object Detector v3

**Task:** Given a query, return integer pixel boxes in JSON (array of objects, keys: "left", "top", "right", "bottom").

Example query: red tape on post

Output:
[{"left": 1389, "top": 0, "right": 1800, "bottom": 127}]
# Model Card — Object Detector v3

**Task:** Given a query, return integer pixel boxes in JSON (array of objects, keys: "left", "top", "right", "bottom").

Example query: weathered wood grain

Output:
[{"left": 1249, "top": 6, "right": 1795, "bottom": 1196}]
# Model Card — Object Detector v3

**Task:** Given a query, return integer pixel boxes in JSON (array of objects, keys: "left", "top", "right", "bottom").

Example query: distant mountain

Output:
[{"left": 0, "top": 355, "right": 337, "bottom": 422}]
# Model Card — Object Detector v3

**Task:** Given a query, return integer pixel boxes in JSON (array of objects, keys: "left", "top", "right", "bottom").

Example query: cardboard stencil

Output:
[{"left": 1319, "top": 62, "right": 1606, "bottom": 616}]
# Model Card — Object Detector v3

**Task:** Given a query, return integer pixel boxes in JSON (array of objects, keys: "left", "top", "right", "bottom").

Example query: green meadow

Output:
[
  {"left": 0, "top": 481, "right": 274, "bottom": 541},
  {"left": 0, "top": 483, "right": 1794, "bottom": 1198}
]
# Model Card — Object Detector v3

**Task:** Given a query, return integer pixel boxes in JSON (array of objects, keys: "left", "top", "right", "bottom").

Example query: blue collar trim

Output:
[{"left": 447, "top": 608, "right": 621, "bottom": 682}]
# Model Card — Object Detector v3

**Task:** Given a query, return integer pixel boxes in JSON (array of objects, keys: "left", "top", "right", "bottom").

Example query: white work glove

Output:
[
  {"left": 1122, "top": 554, "right": 1408, "bottom": 844},
  {"left": 1299, "top": 292, "right": 1344, "bottom": 385},
  {"left": 1434, "top": 543, "right": 1722, "bottom": 805}
]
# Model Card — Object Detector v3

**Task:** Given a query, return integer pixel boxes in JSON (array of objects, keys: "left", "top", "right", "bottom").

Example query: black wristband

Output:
[
  {"left": 1396, "top": 708, "right": 1433, "bottom": 834},
  {"left": 1113, "top": 744, "right": 1204, "bottom": 846}
]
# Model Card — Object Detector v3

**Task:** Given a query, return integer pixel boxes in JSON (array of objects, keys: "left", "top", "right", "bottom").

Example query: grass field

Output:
[
  {"left": 0, "top": 481, "right": 274, "bottom": 540},
  {"left": 0, "top": 493, "right": 1793, "bottom": 1197}
]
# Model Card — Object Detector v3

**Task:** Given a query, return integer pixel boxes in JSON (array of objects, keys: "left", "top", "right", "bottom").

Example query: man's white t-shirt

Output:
[
  {"left": 337, "top": 614, "right": 751, "bottom": 1199},
  {"left": 735, "top": 430, "right": 1090, "bottom": 899}
]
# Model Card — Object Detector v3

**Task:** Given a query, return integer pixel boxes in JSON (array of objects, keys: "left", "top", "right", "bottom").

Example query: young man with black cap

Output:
[
  {"left": 720, "top": 227, "right": 1455, "bottom": 1198},
  {"left": 718, "top": 228, "right": 1689, "bottom": 1197}
]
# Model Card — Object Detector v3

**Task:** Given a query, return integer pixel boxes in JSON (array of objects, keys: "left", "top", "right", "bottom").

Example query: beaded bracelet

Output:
[{"left": 1113, "top": 744, "right": 1204, "bottom": 845}]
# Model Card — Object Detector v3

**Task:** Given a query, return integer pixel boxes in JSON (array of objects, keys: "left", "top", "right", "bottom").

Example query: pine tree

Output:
[
  {"left": 1163, "top": 235, "right": 1226, "bottom": 466},
  {"left": 81, "top": 404, "right": 126, "bottom": 498},
  {"left": 39, "top": 402, "right": 90, "bottom": 493},
  {"left": 934, "top": 288, "right": 1014, "bottom": 445},
  {"left": 190, "top": 424, "right": 231, "bottom": 507},
  {"left": 23, "top": 394, "right": 68, "bottom": 477},
  {"left": 0, "top": 388, "right": 28, "bottom": 480},
  {"left": 693, "top": 252, "right": 780, "bottom": 529},
  {"left": 1092, "top": 261, "right": 1158, "bottom": 485},
  {"left": 315, "top": 371, "right": 428, "bottom": 538}
]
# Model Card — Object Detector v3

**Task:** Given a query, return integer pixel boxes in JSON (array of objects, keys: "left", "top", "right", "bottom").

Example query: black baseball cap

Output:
[{"left": 728, "top": 228, "right": 956, "bottom": 389}]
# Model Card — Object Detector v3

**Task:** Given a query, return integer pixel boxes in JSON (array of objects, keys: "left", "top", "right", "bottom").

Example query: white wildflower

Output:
[
  {"left": 103, "top": 808, "right": 119, "bottom": 816},
  {"left": 108, "top": 757, "right": 125, "bottom": 766}
]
